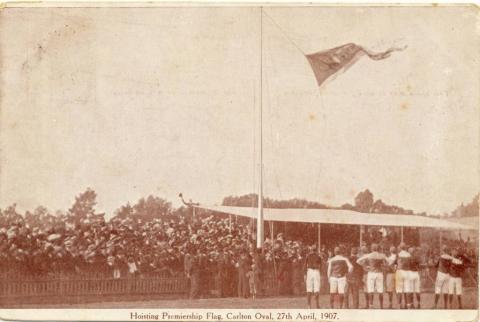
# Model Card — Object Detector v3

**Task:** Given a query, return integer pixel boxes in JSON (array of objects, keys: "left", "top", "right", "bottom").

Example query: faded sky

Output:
[{"left": 0, "top": 6, "right": 478, "bottom": 216}]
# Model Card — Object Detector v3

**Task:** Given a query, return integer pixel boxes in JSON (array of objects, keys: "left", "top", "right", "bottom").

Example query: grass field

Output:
[{"left": 8, "top": 288, "right": 478, "bottom": 309}]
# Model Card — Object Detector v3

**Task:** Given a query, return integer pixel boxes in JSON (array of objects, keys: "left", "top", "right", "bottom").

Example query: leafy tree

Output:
[
  {"left": 175, "top": 206, "right": 193, "bottom": 218},
  {"left": 133, "top": 195, "right": 172, "bottom": 220},
  {"left": 354, "top": 189, "right": 374, "bottom": 212},
  {"left": 222, "top": 194, "right": 327, "bottom": 209},
  {"left": 371, "top": 199, "right": 388, "bottom": 213},
  {"left": 340, "top": 203, "right": 355, "bottom": 210},
  {"left": 452, "top": 194, "right": 479, "bottom": 217},
  {"left": 114, "top": 203, "right": 134, "bottom": 219},
  {"left": 68, "top": 188, "right": 97, "bottom": 221},
  {"left": 33, "top": 205, "right": 48, "bottom": 217},
  {"left": 55, "top": 210, "right": 67, "bottom": 218},
  {"left": 222, "top": 194, "right": 258, "bottom": 207},
  {"left": 1, "top": 204, "right": 23, "bottom": 224}
]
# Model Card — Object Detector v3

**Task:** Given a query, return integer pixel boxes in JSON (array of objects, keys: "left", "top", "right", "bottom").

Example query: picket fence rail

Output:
[{"left": 0, "top": 268, "right": 476, "bottom": 303}]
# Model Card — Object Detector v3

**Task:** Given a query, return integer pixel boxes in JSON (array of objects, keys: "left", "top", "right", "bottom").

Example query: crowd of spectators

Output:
[
  {"left": 0, "top": 204, "right": 477, "bottom": 299},
  {"left": 0, "top": 206, "right": 306, "bottom": 282}
]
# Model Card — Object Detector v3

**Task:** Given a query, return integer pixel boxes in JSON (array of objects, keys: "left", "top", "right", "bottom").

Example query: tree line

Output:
[
  {"left": 222, "top": 190, "right": 479, "bottom": 218},
  {"left": 1, "top": 188, "right": 478, "bottom": 223}
]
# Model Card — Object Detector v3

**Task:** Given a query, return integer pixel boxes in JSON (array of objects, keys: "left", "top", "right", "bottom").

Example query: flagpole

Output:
[{"left": 256, "top": 6, "right": 264, "bottom": 249}]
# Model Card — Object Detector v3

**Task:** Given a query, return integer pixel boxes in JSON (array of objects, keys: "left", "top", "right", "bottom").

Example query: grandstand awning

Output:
[{"left": 194, "top": 205, "right": 475, "bottom": 230}]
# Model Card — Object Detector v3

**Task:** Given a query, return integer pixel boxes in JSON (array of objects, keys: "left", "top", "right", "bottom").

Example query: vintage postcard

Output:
[{"left": 0, "top": 2, "right": 478, "bottom": 322}]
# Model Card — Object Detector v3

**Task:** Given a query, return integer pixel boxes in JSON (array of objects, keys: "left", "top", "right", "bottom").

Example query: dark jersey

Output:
[
  {"left": 410, "top": 256, "right": 421, "bottom": 272},
  {"left": 357, "top": 252, "right": 387, "bottom": 273},
  {"left": 368, "top": 259, "right": 385, "bottom": 272},
  {"left": 305, "top": 252, "right": 322, "bottom": 270},
  {"left": 449, "top": 256, "right": 467, "bottom": 278},
  {"left": 347, "top": 255, "right": 364, "bottom": 282},
  {"left": 437, "top": 254, "right": 452, "bottom": 274},
  {"left": 328, "top": 255, "right": 352, "bottom": 278}
]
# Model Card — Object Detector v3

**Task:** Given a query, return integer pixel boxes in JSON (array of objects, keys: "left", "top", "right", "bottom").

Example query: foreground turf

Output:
[{"left": 6, "top": 288, "right": 477, "bottom": 309}]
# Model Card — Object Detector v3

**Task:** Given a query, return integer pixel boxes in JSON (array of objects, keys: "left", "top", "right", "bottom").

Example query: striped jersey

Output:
[
  {"left": 357, "top": 251, "right": 387, "bottom": 273},
  {"left": 437, "top": 254, "right": 453, "bottom": 274},
  {"left": 410, "top": 256, "right": 421, "bottom": 272},
  {"left": 396, "top": 250, "right": 412, "bottom": 270},
  {"left": 385, "top": 253, "right": 397, "bottom": 273},
  {"left": 327, "top": 255, "right": 353, "bottom": 278},
  {"left": 449, "top": 256, "right": 468, "bottom": 278}
]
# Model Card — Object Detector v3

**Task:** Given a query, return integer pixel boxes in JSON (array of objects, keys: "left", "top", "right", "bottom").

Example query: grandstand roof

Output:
[{"left": 195, "top": 205, "right": 474, "bottom": 230}]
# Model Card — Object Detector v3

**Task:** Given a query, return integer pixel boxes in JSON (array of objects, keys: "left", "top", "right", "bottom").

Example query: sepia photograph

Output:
[{"left": 0, "top": 3, "right": 478, "bottom": 321}]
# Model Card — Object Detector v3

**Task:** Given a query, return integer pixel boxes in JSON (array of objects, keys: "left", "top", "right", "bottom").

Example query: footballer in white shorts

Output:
[
  {"left": 435, "top": 271, "right": 450, "bottom": 294},
  {"left": 306, "top": 268, "right": 321, "bottom": 293},
  {"left": 396, "top": 269, "right": 412, "bottom": 293},
  {"left": 367, "top": 272, "right": 384, "bottom": 293},
  {"left": 448, "top": 277, "right": 462, "bottom": 295},
  {"left": 447, "top": 249, "right": 468, "bottom": 309},
  {"left": 329, "top": 276, "right": 347, "bottom": 294},
  {"left": 409, "top": 271, "right": 421, "bottom": 293},
  {"left": 395, "top": 248, "right": 413, "bottom": 294}
]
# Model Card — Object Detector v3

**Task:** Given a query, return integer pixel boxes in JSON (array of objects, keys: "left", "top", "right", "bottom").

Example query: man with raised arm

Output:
[
  {"left": 357, "top": 243, "right": 388, "bottom": 309},
  {"left": 433, "top": 245, "right": 453, "bottom": 309},
  {"left": 448, "top": 247, "right": 469, "bottom": 309}
]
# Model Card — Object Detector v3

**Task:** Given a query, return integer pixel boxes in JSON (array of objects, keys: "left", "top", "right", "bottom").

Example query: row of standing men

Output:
[{"left": 305, "top": 243, "right": 470, "bottom": 309}]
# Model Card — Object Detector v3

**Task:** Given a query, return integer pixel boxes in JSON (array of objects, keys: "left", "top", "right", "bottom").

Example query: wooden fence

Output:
[
  {"left": 0, "top": 268, "right": 476, "bottom": 305},
  {"left": 0, "top": 276, "right": 188, "bottom": 299},
  {"left": 0, "top": 272, "right": 280, "bottom": 303}
]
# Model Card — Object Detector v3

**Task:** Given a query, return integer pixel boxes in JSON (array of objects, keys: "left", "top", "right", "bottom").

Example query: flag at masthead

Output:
[{"left": 306, "top": 43, "right": 407, "bottom": 87}]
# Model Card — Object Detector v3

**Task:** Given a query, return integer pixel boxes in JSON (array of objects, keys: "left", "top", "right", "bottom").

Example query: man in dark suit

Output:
[
  {"left": 345, "top": 247, "right": 363, "bottom": 309},
  {"left": 184, "top": 248, "right": 200, "bottom": 299},
  {"left": 237, "top": 252, "right": 250, "bottom": 298}
]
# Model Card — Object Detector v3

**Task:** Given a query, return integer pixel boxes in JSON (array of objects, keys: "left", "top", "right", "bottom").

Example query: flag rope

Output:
[{"left": 262, "top": 9, "right": 305, "bottom": 56}]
